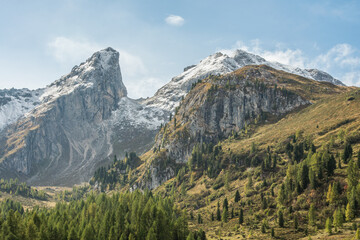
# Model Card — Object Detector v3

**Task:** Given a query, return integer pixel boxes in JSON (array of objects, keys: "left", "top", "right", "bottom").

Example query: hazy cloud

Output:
[
  {"left": 47, "top": 37, "right": 100, "bottom": 63},
  {"left": 165, "top": 15, "right": 185, "bottom": 26}
]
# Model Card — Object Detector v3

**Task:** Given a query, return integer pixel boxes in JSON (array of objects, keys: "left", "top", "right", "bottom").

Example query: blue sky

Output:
[{"left": 0, "top": 0, "right": 359, "bottom": 98}]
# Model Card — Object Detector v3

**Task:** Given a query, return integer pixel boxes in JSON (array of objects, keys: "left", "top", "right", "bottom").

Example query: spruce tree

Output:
[
  {"left": 294, "top": 215, "right": 299, "bottom": 230},
  {"left": 325, "top": 217, "right": 332, "bottom": 235},
  {"left": 146, "top": 227, "right": 157, "bottom": 240},
  {"left": 216, "top": 202, "right": 221, "bottom": 221},
  {"left": 239, "top": 208, "right": 244, "bottom": 224},
  {"left": 343, "top": 141, "right": 353, "bottom": 164},
  {"left": 67, "top": 227, "right": 78, "bottom": 240},
  {"left": 346, "top": 202, "right": 355, "bottom": 221},
  {"left": 278, "top": 210, "right": 284, "bottom": 227},
  {"left": 333, "top": 208, "right": 343, "bottom": 229},
  {"left": 308, "top": 204, "right": 315, "bottom": 226},
  {"left": 234, "top": 190, "right": 240, "bottom": 203},
  {"left": 223, "top": 198, "right": 228, "bottom": 212},
  {"left": 197, "top": 213, "right": 202, "bottom": 224},
  {"left": 221, "top": 207, "right": 228, "bottom": 223},
  {"left": 186, "top": 232, "right": 195, "bottom": 240}
]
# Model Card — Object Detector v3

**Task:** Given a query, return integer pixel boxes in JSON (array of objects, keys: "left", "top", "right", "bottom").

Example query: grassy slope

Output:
[{"left": 154, "top": 86, "right": 360, "bottom": 239}]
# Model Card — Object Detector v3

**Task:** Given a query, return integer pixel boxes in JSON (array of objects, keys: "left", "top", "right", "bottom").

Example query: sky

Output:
[{"left": 0, "top": 0, "right": 359, "bottom": 99}]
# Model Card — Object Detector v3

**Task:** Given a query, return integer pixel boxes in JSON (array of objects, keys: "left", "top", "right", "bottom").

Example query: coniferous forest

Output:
[{"left": 0, "top": 190, "right": 204, "bottom": 240}]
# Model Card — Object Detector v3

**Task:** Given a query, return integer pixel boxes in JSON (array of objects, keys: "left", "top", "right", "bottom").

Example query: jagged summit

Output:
[
  {"left": 41, "top": 47, "right": 127, "bottom": 103},
  {"left": 145, "top": 49, "right": 344, "bottom": 111}
]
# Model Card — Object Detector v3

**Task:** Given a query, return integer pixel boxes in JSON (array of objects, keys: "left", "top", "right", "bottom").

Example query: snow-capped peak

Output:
[
  {"left": 145, "top": 49, "right": 345, "bottom": 111},
  {"left": 40, "top": 47, "right": 126, "bottom": 103},
  {"left": 0, "top": 48, "right": 127, "bottom": 131}
]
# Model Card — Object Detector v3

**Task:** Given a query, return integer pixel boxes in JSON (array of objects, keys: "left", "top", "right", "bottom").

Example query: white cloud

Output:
[
  {"left": 47, "top": 37, "right": 101, "bottom": 63},
  {"left": 125, "top": 77, "right": 165, "bottom": 99},
  {"left": 165, "top": 15, "right": 185, "bottom": 26},
  {"left": 342, "top": 72, "right": 360, "bottom": 86},
  {"left": 312, "top": 44, "right": 360, "bottom": 70}
]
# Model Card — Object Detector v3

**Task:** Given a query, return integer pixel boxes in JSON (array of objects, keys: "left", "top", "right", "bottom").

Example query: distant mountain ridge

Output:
[{"left": 144, "top": 49, "right": 344, "bottom": 111}]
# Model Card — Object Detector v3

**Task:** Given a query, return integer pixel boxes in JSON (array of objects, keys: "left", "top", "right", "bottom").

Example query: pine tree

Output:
[
  {"left": 186, "top": 232, "right": 195, "bottom": 240},
  {"left": 146, "top": 227, "right": 157, "bottom": 240},
  {"left": 26, "top": 221, "right": 38, "bottom": 240},
  {"left": 327, "top": 154, "right": 336, "bottom": 176},
  {"left": 299, "top": 163, "right": 309, "bottom": 190},
  {"left": 277, "top": 184, "right": 286, "bottom": 205},
  {"left": 346, "top": 202, "right": 355, "bottom": 221},
  {"left": 273, "top": 154, "right": 277, "bottom": 169},
  {"left": 197, "top": 213, "right": 202, "bottom": 224},
  {"left": 68, "top": 227, "right": 78, "bottom": 240},
  {"left": 347, "top": 159, "right": 359, "bottom": 191},
  {"left": 108, "top": 226, "right": 117, "bottom": 240},
  {"left": 221, "top": 207, "right": 228, "bottom": 223},
  {"left": 278, "top": 209, "right": 284, "bottom": 227},
  {"left": 216, "top": 202, "right": 221, "bottom": 221},
  {"left": 234, "top": 190, "right": 240, "bottom": 203},
  {"left": 309, "top": 168, "right": 317, "bottom": 189},
  {"left": 223, "top": 198, "right": 229, "bottom": 211},
  {"left": 308, "top": 204, "right": 315, "bottom": 226},
  {"left": 294, "top": 215, "right": 299, "bottom": 230},
  {"left": 343, "top": 141, "right": 353, "bottom": 164},
  {"left": 239, "top": 208, "right": 244, "bottom": 224},
  {"left": 81, "top": 224, "right": 95, "bottom": 240},
  {"left": 326, "top": 184, "right": 333, "bottom": 203},
  {"left": 333, "top": 208, "right": 343, "bottom": 229},
  {"left": 325, "top": 217, "right": 332, "bottom": 235}
]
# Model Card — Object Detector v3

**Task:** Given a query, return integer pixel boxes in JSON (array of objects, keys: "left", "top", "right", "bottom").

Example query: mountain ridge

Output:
[{"left": 144, "top": 49, "right": 344, "bottom": 112}]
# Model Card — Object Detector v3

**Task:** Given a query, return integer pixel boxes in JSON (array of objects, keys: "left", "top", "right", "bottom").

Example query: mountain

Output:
[
  {"left": 0, "top": 48, "right": 345, "bottom": 186},
  {"left": 133, "top": 65, "right": 348, "bottom": 189},
  {"left": 144, "top": 49, "right": 344, "bottom": 111},
  {"left": 91, "top": 64, "right": 360, "bottom": 239},
  {"left": 0, "top": 47, "right": 167, "bottom": 186}
]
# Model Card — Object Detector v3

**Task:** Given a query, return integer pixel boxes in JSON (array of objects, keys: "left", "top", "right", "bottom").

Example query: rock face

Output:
[
  {"left": 139, "top": 65, "right": 325, "bottom": 189},
  {"left": 0, "top": 48, "right": 167, "bottom": 186},
  {"left": 0, "top": 88, "right": 43, "bottom": 131},
  {"left": 145, "top": 49, "right": 344, "bottom": 112}
]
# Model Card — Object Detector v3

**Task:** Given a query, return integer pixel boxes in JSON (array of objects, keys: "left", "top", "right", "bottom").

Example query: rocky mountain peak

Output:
[
  {"left": 40, "top": 47, "right": 127, "bottom": 103},
  {"left": 145, "top": 49, "right": 345, "bottom": 112},
  {"left": 232, "top": 49, "right": 266, "bottom": 65}
]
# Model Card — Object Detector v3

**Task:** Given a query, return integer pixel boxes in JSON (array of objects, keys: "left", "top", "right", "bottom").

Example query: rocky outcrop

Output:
[
  {"left": 144, "top": 49, "right": 344, "bottom": 112},
  {"left": 0, "top": 48, "right": 167, "bottom": 186},
  {"left": 140, "top": 65, "right": 317, "bottom": 189},
  {"left": 0, "top": 88, "right": 43, "bottom": 131}
]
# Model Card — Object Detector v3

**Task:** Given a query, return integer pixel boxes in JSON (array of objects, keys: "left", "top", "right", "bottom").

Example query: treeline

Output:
[
  {"left": 0, "top": 190, "right": 204, "bottom": 240},
  {"left": 0, "top": 178, "right": 47, "bottom": 200},
  {"left": 90, "top": 152, "right": 141, "bottom": 191}
]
